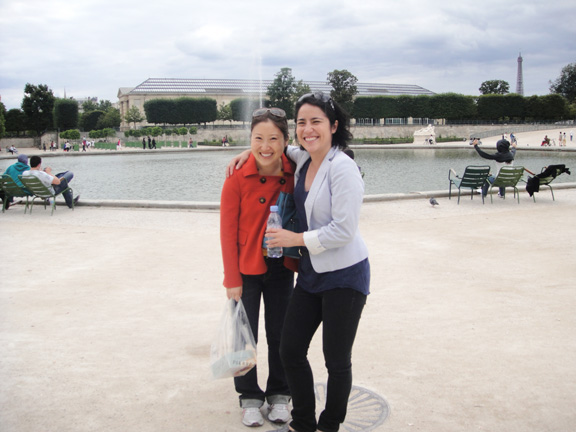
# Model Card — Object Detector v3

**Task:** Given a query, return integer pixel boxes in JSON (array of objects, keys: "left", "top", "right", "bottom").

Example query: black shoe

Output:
[{"left": 73, "top": 195, "right": 80, "bottom": 205}]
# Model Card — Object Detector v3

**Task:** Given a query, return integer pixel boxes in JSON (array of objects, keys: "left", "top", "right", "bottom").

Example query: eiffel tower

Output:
[{"left": 516, "top": 53, "right": 524, "bottom": 96}]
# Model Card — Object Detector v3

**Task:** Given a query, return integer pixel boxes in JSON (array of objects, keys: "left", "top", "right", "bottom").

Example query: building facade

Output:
[{"left": 118, "top": 78, "right": 435, "bottom": 130}]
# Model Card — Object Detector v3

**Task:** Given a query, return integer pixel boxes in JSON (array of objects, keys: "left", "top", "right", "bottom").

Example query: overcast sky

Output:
[{"left": 1, "top": 0, "right": 575, "bottom": 110}]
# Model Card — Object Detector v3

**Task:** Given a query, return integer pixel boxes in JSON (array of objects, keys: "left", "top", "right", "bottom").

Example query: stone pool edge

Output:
[{"left": 57, "top": 182, "right": 576, "bottom": 210}]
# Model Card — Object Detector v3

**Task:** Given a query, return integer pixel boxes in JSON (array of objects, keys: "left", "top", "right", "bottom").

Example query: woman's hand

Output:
[
  {"left": 226, "top": 150, "right": 251, "bottom": 178},
  {"left": 226, "top": 286, "right": 242, "bottom": 301},
  {"left": 265, "top": 228, "right": 304, "bottom": 248}
]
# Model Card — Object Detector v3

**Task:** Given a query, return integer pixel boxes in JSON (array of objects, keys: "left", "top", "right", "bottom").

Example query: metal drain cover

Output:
[{"left": 315, "top": 382, "right": 390, "bottom": 431}]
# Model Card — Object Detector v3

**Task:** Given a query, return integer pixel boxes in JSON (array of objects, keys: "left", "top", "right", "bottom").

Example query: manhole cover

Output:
[
  {"left": 265, "top": 383, "right": 389, "bottom": 431},
  {"left": 315, "top": 383, "right": 390, "bottom": 432}
]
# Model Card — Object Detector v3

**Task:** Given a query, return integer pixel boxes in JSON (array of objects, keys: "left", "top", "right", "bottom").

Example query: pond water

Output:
[{"left": 1, "top": 149, "right": 574, "bottom": 201}]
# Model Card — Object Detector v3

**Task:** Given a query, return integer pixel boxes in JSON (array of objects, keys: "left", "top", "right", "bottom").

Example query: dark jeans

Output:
[
  {"left": 54, "top": 171, "right": 74, "bottom": 208},
  {"left": 234, "top": 257, "right": 294, "bottom": 407},
  {"left": 280, "top": 286, "right": 367, "bottom": 432},
  {"left": 482, "top": 175, "right": 506, "bottom": 197}
]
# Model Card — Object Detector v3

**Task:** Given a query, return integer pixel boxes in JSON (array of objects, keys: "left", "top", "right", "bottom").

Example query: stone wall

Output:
[{"left": 2, "top": 124, "right": 562, "bottom": 149}]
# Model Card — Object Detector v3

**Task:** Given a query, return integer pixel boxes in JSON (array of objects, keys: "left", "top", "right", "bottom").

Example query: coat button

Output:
[
  {"left": 279, "top": 178, "right": 286, "bottom": 184},
  {"left": 260, "top": 177, "right": 267, "bottom": 183},
  {"left": 259, "top": 197, "right": 266, "bottom": 204}
]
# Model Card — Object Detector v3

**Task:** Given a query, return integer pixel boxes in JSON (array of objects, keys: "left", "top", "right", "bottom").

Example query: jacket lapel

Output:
[{"left": 305, "top": 147, "right": 338, "bottom": 223}]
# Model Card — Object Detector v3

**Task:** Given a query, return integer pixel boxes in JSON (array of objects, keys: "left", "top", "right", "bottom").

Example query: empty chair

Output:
[{"left": 448, "top": 165, "right": 491, "bottom": 204}]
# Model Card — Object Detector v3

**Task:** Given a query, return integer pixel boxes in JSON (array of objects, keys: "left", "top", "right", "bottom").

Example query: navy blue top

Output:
[{"left": 295, "top": 159, "right": 370, "bottom": 295}]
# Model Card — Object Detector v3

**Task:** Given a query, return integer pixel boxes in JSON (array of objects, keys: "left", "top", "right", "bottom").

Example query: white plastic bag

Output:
[{"left": 210, "top": 298, "right": 257, "bottom": 379}]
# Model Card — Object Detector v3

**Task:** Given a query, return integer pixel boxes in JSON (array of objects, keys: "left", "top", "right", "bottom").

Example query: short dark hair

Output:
[
  {"left": 30, "top": 155, "right": 42, "bottom": 168},
  {"left": 294, "top": 91, "right": 353, "bottom": 150}
]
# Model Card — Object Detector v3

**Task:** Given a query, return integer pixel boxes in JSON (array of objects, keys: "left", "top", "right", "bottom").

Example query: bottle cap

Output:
[{"left": 270, "top": 205, "right": 279, "bottom": 212}]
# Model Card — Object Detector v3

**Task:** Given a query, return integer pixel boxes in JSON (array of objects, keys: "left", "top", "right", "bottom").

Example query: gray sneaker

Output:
[
  {"left": 268, "top": 403, "right": 290, "bottom": 423},
  {"left": 242, "top": 407, "right": 264, "bottom": 427}
]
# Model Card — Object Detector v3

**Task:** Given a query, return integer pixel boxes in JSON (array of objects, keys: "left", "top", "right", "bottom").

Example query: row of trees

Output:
[
  {"left": 354, "top": 93, "right": 570, "bottom": 122},
  {"left": 0, "top": 83, "right": 121, "bottom": 140},
  {"left": 143, "top": 98, "right": 218, "bottom": 126}
]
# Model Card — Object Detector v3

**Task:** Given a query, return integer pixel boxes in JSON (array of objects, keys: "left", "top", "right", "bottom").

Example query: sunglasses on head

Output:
[
  {"left": 298, "top": 91, "right": 335, "bottom": 110},
  {"left": 252, "top": 108, "right": 286, "bottom": 118}
]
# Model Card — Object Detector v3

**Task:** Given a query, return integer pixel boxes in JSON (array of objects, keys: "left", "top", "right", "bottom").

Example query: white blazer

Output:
[{"left": 287, "top": 146, "right": 369, "bottom": 273}]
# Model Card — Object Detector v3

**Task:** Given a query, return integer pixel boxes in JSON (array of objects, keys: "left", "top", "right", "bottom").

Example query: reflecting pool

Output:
[{"left": 1, "top": 149, "right": 574, "bottom": 201}]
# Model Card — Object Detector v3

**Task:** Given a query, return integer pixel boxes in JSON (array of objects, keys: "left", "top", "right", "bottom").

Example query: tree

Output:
[
  {"left": 429, "top": 93, "right": 477, "bottom": 121},
  {"left": 294, "top": 80, "right": 311, "bottom": 100},
  {"left": 549, "top": 62, "right": 576, "bottom": 103},
  {"left": 5, "top": 108, "right": 27, "bottom": 136},
  {"left": 124, "top": 106, "right": 145, "bottom": 128},
  {"left": 144, "top": 99, "right": 174, "bottom": 125},
  {"left": 267, "top": 67, "right": 298, "bottom": 118},
  {"left": 98, "top": 100, "right": 113, "bottom": 111},
  {"left": 195, "top": 98, "right": 218, "bottom": 124},
  {"left": 479, "top": 80, "right": 510, "bottom": 95},
  {"left": 81, "top": 99, "right": 99, "bottom": 112},
  {"left": 230, "top": 98, "right": 262, "bottom": 123},
  {"left": 327, "top": 69, "right": 358, "bottom": 114},
  {"left": 0, "top": 102, "right": 5, "bottom": 139},
  {"left": 21, "top": 83, "right": 55, "bottom": 137},
  {"left": 217, "top": 102, "right": 233, "bottom": 123},
  {"left": 97, "top": 108, "right": 121, "bottom": 129},
  {"left": 60, "top": 129, "right": 81, "bottom": 141},
  {"left": 80, "top": 110, "right": 105, "bottom": 131},
  {"left": 53, "top": 98, "right": 79, "bottom": 131}
]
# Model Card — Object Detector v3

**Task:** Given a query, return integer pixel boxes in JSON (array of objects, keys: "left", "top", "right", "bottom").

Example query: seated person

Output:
[
  {"left": 22, "top": 156, "right": 79, "bottom": 208},
  {"left": 473, "top": 138, "right": 517, "bottom": 197},
  {"left": 1, "top": 154, "right": 31, "bottom": 209}
]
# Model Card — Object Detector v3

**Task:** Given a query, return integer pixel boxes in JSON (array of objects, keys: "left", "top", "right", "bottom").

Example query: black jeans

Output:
[
  {"left": 280, "top": 285, "right": 367, "bottom": 432},
  {"left": 234, "top": 257, "right": 294, "bottom": 407}
]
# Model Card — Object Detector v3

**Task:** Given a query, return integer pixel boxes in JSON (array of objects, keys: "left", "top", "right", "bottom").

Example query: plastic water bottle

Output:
[{"left": 266, "top": 205, "right": 283, "bottom": 258}]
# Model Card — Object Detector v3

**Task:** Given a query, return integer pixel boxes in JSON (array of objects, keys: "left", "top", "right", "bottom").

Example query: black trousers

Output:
[{"left": 280, "top": 285, "right": 366, "bottom": 432}]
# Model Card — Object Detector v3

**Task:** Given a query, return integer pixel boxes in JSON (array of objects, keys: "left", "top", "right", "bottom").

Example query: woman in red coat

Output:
[{"left": 220, "top": 108, "right": 297, "bottom": 428}]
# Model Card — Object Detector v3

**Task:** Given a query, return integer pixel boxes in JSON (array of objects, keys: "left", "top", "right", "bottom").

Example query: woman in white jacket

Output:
[
  {"left": 265, "top": 92, "right": 370, "bottom": 432},
  {"left": 227, "top": 92, "right": 370, "bottom": 432}
]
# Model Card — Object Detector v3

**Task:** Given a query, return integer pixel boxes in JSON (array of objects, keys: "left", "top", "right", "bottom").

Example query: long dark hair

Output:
[{"left": 294, "top": 91, "right": 353, "bottom": 150}]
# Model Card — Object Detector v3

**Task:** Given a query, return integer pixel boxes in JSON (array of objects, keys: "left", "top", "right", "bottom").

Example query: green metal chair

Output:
[
  {"left": 489, "top": 166, "right": 525, "bottom": 204},
  {"left": 18, "top": 175, "right": 74, "bottom": 215},
  {"left": 1, "top": 174, "right": 32, "bottom": 213},
  {"left": 448, "top": 165, "right": 491, "bottom": 204},
  {"left": 525, "top": 165, "right": 571, "bottom": 202}
]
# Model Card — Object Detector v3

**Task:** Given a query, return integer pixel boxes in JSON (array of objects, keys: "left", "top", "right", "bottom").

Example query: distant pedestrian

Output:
[
  {"left": 142, "top": 137, "right": 146, "bottom": 150},
  {"left": 148, "top": 136, "right": 152, "bottom": 149}
]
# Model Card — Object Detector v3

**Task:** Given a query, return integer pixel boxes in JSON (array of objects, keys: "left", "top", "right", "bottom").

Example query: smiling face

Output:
[
  {"left": 250, "top": 119, "right": 287, "bottom": 175},
  {"left": 296, "top": 103, "right": 337, "bottom": 160}
]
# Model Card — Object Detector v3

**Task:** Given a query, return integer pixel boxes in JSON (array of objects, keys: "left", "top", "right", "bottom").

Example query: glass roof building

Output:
[{"left": 118, "top": 78, "right": 435, "bottom": 129}]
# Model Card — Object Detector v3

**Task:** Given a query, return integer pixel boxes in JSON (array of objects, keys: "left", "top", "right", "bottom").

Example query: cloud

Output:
[{"left": 0, "top": 0, "right": 575, "bottom": 109}]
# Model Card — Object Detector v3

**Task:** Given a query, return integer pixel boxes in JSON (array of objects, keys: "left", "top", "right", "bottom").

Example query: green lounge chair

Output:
[
  {"left": 18, "top": 175, "right": 74, "bottom": 215},
  {"left": 1, "top": 174, "right": 32, "bottom": 213},
  {"left": 489, "top": 166, "right": 525, "bottom": 204},
  {"left": 448, "top": 165, "right": 491, "bottom": 204}
]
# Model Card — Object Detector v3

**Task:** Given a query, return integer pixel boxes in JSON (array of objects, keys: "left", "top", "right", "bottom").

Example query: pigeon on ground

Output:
[{"left": 429, "top": 197, "right": 439, "bottom": 207}]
